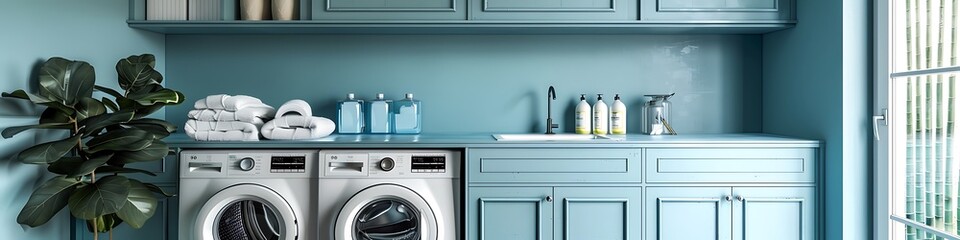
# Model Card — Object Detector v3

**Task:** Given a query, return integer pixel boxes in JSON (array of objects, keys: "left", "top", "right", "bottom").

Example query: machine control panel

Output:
[
  {"left": 411, "top": 155, "right": 446, "bottom": 173},
  {"left": 270, "top": 155, "right": 306, "bottom": 173}
]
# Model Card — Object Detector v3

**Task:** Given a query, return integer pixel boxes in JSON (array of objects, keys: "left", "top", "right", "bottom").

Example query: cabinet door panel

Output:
[
  {"left": 733, "top": 187, "right": 814, "bottom": 240},
  {"left": 556, "top": 187, "right": 641, "bottom": 240},
  {"left": 312, "top": 0, "right": 466, "bottom": 20},
  {"left": 469, "top": 187, "right": 553, "bottom": 240},
  {"left": 640, "top": 0, "right": 793, "bottom": 21},
  {"left": 470, "top": 0, "right": 636, "bottom": 20},
  {"left": 646, "top": 187, "right": 731, "bottom": 240}
]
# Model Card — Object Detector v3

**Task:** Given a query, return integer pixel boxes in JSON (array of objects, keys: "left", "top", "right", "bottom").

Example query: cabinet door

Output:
[
  {"left": 732, "top": 187, "right": 814, "bottom": 240},
  {"left": 556, "top": 187, "right": 641, "bottom": 240},
  {"left": 312, "top": 0, "right": 467, "bottom": 20},
  {"left": 639, "top": 0, "right": 794, "bottom": 22},
  {"left": 646, "top": 187, "right": 732, "bottom": 240},
  {"left": 469, "top": 0, "right": 637, "bottom": 20},
  {"left": 469, "top": 187, "right": 554, "bottom": 240}
]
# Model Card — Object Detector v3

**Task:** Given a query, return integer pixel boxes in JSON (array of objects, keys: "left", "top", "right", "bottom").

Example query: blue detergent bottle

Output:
[
  {"left": 366, "top": 93, "right": 393, "bottom": 134},
  {"left": 393, "top": 93, "right": 421, "bottom": 134},
  {"left": 337, "top": 93, "right": 364, "bottom": 134}
]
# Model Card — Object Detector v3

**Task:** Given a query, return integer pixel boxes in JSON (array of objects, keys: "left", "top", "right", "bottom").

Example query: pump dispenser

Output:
[
  {"left": 593, "top": 94, "right": 609, "bottom": 135},
  {"left": 611, "top": 94, "right": 627, "bottom": 134},
  {"left": 575, "top": 94, "right": 592, "bottom": 134}
]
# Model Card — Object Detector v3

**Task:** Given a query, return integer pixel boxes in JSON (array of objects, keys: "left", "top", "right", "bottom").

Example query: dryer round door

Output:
[
  {"left": 335, "top": 184, "right": 438, "bottom": 240},
  {"left": 196, "top": 183, "right": 299, "bottom": 240}
]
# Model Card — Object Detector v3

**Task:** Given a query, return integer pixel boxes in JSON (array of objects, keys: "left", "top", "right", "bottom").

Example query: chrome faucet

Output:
[{"left": 546, "top": 86, "right": 558, "bottom": 134}]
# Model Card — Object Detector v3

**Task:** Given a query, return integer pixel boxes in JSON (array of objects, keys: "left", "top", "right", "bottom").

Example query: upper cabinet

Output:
[
  {"left": 126, "top": 0, "right": 796, "bottom": 34},
  {"left": 640, "top": 0, "right": 794, "bottom": 22}
]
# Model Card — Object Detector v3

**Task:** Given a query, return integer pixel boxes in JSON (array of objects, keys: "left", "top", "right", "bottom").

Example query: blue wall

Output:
[
  {"left": 165, "top": 34, "right": 763, "bottom": 134},
  {"left": 762, "top": 0, "right": 871, "bottom": 239},
  {"left": 0, "top": 1, "right": 165, "bottom": 239}
]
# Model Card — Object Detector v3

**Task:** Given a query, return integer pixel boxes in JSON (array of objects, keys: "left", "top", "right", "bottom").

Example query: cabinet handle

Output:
[
  {"left": 546, "top": 196, "right": 554, "bottom": 202},
  {"left": 725, "top": 195, "right": 733, "bottom": 201},
  {"left": 737, "top": 196, "right": 745, "bottom": 202}
]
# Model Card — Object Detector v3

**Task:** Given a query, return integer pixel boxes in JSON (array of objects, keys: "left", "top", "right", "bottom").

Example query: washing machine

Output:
[
  {"left": 179, "top": 150, "right": 318, "bottom": 240},
  {"left": 318, "top": 150, "right": 461, "bottom": 240}
]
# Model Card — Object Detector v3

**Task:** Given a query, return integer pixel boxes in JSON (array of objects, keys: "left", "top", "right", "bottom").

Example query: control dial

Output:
[
  {"left": 379, "top": 157, "right": 396, "bottom": 172},
  {"left": 239, "top": 157, "right": 256, "bottom": 171}
]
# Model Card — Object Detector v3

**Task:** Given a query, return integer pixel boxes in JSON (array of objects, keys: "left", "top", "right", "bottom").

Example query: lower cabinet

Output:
[
  {"left": 646, "top": 187, "right": 815, "bottom": 240},
  {"left": 469, "top": 186, "right": 642, "bottom": 240}
]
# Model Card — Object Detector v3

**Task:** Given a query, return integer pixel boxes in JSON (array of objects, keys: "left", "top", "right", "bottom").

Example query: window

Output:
[{"left": 882, "top": 0, "right": 960, "bottom": 239}]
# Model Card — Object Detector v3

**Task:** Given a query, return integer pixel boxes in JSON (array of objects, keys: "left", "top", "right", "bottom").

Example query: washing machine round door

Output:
[
  {"left": 335, "top": 184, "right": 438, "bottom": 240},
  {"left": 196, "top": 184, "right": 299, "bottom": 240}
]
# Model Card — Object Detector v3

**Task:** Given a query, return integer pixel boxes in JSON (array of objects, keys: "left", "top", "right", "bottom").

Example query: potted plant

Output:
[{"left": 2, "top": 54, "right": 184, "bottom": 239}]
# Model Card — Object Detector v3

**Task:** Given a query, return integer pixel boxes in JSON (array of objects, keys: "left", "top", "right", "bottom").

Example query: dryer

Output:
[
  {"left": 179, "top": 150, "right": 318, "bottom": 240},
  {"left": 318, "top": 150, "right": 461, "bottom": 240}
]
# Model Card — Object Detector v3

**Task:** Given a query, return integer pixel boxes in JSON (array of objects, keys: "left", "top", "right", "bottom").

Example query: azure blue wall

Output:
[
  {"left": 166, "top": 34, "right": 762, "bottom": 134},
  {"left": 762, "top": 0, "right": 872, "bottom": 239},
  {"left": 0, "top": 1, "right": 165, "bottom": 239}
]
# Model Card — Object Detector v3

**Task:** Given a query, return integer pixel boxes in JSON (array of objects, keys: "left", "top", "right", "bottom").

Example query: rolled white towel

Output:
[
  {"left": 193, "top": 94, "right": 266, "bottom": 111},
  {"left": 274, "top": 99, "right": 312, "bottom": 118},
  {"left": 185, "top": 120, "right": 260, "bottom": 141},
  {"left": 188, "top": 104, "right": 276, "bottom": 124},
  {"left": 261, "top": 116, "right": 335, "bottom": 140}
]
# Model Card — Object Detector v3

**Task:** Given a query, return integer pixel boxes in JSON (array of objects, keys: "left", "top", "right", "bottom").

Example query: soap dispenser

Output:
[
  {"left": 337, "top": 93, "right": 364, "bottom": 134},
  {"left": 575, "top": 94, "right": 591, "bottom": 134},
  {"left": 611, "top": 94, "right": 627, "bottom": 134},
  {"left": 393, "top": 93, "right": 422, "bottom": 134},
  {"left": 593, "top": 94, "right": 609, "bottom": 135},
  {"left": 366, "top": 93, "right": 393, "bottom": 134}
]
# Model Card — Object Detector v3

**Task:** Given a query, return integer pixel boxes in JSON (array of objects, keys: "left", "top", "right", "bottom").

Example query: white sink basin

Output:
[{"left": 493, "top": 134, "right": 610, "bottom": 141}]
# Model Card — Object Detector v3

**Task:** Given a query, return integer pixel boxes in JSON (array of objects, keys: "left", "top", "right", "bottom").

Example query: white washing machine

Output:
[
  {"left": 318, "top": 150, "right": 461, "bottom": 240},
  {"left": 179, "top": 150, "right": 318, "bottom": 240}
]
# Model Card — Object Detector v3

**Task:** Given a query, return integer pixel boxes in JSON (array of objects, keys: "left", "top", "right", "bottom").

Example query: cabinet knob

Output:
[
  {"left": 737, "top": 196, "right": 745, "bottom": 202},
  {"left": 546, "top": 196, "right": 554, "bottom": 202},
  {"left": 725, "top": 195, "right": 733, "bottom": 201}
]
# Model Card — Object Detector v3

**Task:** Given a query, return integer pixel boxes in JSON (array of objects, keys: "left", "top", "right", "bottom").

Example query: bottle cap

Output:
[
  {"left": 405, "top": 93, "right": 414, "bottom": 99},
  {"left": 597, "top": 94, "right": 603, "bottom": 100},
  {"left": 376, "top": 93, "right": 384, "bottom": 100},
  {"left": 615, "top": 94, "right": 621, "bottom": 100},
  {"left": 347, "top": 93, "right": 355, "bottom": 100},
  {"left": 580, "top": 94, "right": 586, "bottom": 100}
]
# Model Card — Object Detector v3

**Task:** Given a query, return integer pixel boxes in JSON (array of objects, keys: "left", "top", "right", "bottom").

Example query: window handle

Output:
[{"left": 873, "top": 108, "right": 888, "bottom": 141}]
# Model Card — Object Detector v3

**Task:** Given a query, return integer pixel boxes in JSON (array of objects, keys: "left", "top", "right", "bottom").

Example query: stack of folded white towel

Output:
[
  {"left": 261, "top": 99, "right": 335, "bottom": 140},
  {"left": 185, "top": 94, "right": 276, "bottom": 141}
]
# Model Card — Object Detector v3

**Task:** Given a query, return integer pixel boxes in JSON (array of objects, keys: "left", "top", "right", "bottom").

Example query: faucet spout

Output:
[{"left": 546, "top": 86, "right": 558, "bottom": 134}]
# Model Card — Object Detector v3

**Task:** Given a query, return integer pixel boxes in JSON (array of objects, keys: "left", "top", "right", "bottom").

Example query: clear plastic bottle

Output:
[
  {"left": 365, "top": 93, "right": 393, "bottom": 134},
  {"left": 337, "top": 93, "right": 364, "bottom": 134},
  {"left": 393, "top": 93, "right": 422, "bottom": 134}
]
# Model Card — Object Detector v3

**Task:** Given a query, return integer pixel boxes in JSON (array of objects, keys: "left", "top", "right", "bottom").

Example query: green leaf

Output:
[
  {"left": 47, "top": 153, "right": 113, "bottom": 177},
  {"left": 17, "top": 135, "right": 80, "bottom": 164},
  {"left": 134, "top": 104, "right": 164, "bottom": 119},
  {"left": 86, "top": 128, "right": 153, "bottom": 153},
  {"left": 39, "top": 107, "right": 72, "bottom": 125},
  {"left": 127, "top": 88, "right": 184, "bottom": 106},
  {"left": 109, "top": 140, "right": 168, "bottom": 164},
  {"left": 2, "top": 123, "right": 72, "bottom": 139},
  {"left": 101, "top": 97, "right": 119, "bottom": 112},
  {"left": 143, "top": 183, "right": 175, "bottom": 197},
  {"left": 86, "top": 214, "right": 123, "bottom": 233},
  {"left": 93, "top": 85, "right": 124, "bottom": 99},
  {"left": 94, "top": 166, "right": 157, "bottom": 177},
  {"left": 38, "top": 57, "right": 95, "bottom": 106},
  {"left": 116, "top": 54, "right": 162, "bottom": 91},
  {"left": 17, "top": 176, "right": 80, "bottom": 227},
  {"left": 2, "top": 90, "right": 76, "bottom": 115},
  {"left": 124, "top": 119, "right": 176, "bottom": 137},
  {"left": 75, "top": 97, "right": 106, "bottom": 121},
  {"left": 115, "top": 179, "right": 157, "bottom": 229},
  {"left": 68, "top": 175, "right": 130, "bottom": 220},
  {"left": 78, "top": 111, "right": 135, "bottom": 137}
]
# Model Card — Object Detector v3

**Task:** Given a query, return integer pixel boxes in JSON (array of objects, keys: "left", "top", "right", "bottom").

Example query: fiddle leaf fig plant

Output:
[{"left": 2, "top": 54, "right": 184, "bottom": 238}]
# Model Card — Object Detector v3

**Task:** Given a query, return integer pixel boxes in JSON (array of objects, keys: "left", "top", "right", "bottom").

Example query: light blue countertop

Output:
[{"left": 165, "top": 133, "right": 820, "bottom": 149}]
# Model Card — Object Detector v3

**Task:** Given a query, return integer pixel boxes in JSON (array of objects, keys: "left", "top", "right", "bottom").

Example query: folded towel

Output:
[
  {"left": 261, "top": 116, "right": 335, "bottom": 140},
  {"left": 185, "top": 120, "right": 260, "bottom": 141},
  {"left": 194, "top": 94, "right": 266, "bottom": 111},
  {"left": 188, "top": 104, "right": 276, "bottom": 125},
  {"left": 274, "top": 99, "right": 312, "bottom": 118}
]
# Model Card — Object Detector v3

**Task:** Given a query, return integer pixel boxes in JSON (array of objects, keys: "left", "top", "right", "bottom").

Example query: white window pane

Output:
[{"left": 892, "top": 0, "right": 960, "bottom": 73}]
